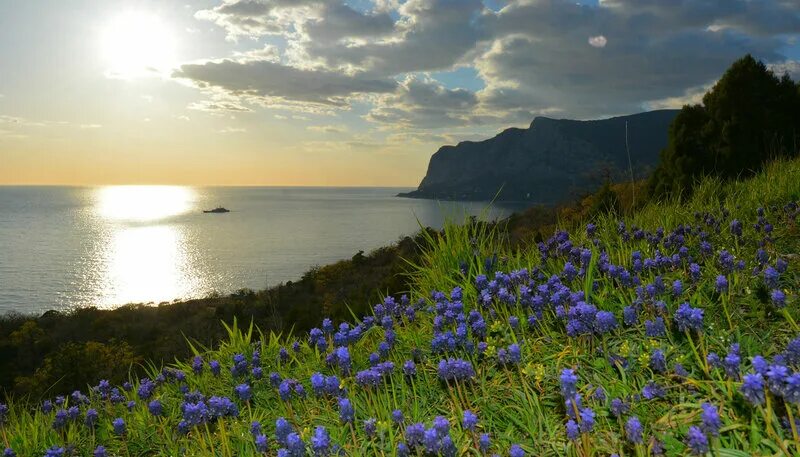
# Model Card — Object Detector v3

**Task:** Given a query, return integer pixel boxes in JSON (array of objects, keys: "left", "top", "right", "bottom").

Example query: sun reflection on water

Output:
[
  {"left": 97, "top": 185, "right": 194, "bottom": 221},
  {"left": 91, "top": 186, "right": 203, "bottom": 307}
]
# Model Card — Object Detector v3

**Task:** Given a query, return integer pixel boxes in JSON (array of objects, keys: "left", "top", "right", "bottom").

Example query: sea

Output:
[{"left": 0, "top": 186, "right": 528, "bottom": 314}]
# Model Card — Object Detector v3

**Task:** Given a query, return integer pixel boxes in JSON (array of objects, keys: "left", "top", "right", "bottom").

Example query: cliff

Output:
[{"left": 399, "top": 109, "right": 679, "bottom": 204}]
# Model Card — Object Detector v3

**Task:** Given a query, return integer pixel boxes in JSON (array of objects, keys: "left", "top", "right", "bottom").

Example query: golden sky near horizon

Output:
[{"left": 1, "top": 0, "right": 798, "bottom": 186}]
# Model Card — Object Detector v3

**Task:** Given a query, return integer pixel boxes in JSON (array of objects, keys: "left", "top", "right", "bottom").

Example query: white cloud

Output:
[
  {"left": 219, "top": 126, "right": 246, "bottom": 133},
  {"left": 181, "top": 0, "right": 800, "bottom": 130},
  {"left": 307, "top": 124, "right": 348, "bottom": 134},
  {"left": 588, "top": 35, "right": 607, "bottom": 48}
]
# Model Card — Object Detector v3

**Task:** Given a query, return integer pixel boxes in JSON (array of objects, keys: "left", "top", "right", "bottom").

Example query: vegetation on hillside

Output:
[
  {"left": 649, "top": 55, "right": 800, "bottom": 197},
  {"left": 0, "top": 232, "right": 432, "bottom": 397},
  {"left": 0, "top": 156, "right": 798, "bottom": 456}
]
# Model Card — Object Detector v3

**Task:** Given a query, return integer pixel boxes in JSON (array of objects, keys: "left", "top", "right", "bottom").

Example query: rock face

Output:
[{"left": 399, "top": 109, "right": 679, "bottom": 204}]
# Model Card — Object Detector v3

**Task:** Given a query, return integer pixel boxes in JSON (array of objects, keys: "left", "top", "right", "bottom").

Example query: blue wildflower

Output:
[
  {"left": 510, "top": 444, "right": 525, "bottom": 457},
  {"left": 338, "top": 398, "right": 354, "bottom": 424},
  {"left": 112, "top": 417, "right": 126, "bottom": 435},
  {"left": 560, "top": 369, "right": 578, "bottom": 399},
  {"left": 686, "top": 426, "right": 709, "bottom": 455},
  {"left": 311, "top": 426, "right": 331, "bottom": 456},
  {"left": 579, "top": 407, "right": 595, "bottom": 433},
  {"left": 479, "top": 433, "right": 490, "bottom": 453},
  {"left": 741, "top": 373, "right": 766, "bottom": 405},
  {"left": 148, "top": 399, "right": 163, "bottom": 416},
  {"left": 565, "top": 419, "right": 580, "bottom": 441},
  {"left": 235, "top": 383, "right": 252, "bottom": 402},
  {"left": 772, "top": 289, "right": 786, "bottom": 308},
  {"left": 92, "top": 446, "right": 106, "bottom": 457},
  {"left": 674, "top": 303, "right": 703, "bottom": 332},
  {"left": 364, "top": 418, "right": 377, "bottom": 437},
  {"left": 463, "top": 410, "right": 478, "bottom": 430},
  {"left": 650, "top": 349, "right": 667, "bottom": 373},
  {"left": 625, "top": 416, "right": 643, "bottom": 444},
  {"left": 700, "top": 403, "right": 721, "bottom": 437},
  {"left": 255, "top": 434, "right": 269, "bottom": 452},
  {"left": 715, "top": 275, "right": 728, "bottom": 293}
]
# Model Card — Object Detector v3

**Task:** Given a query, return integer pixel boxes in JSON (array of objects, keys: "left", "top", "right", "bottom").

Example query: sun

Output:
[{"left": 100, "top": 11, "right": 177, "bottom": 79}]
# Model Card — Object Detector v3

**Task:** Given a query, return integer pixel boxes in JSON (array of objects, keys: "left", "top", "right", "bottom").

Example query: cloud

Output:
[
  {"left": 588, "top": 35, "right": 607, "bottom": 48},
  {"left": 366, "top": 75, "right": 483, "bottom": 129},
  {"left": 219, "top": 126, "right": 247, "bottom": 133},
  {"left": 768, "top": 60, "right": 800, "bottom": 80},
  {"left": 183, "top": 0, "right": 800, "bottom": 130},
  {"left": 307, "top": 124, "right": 348, "bottom": 134},
  {"left": 174, "top": 59, "right": 397, "bottom": 108}
]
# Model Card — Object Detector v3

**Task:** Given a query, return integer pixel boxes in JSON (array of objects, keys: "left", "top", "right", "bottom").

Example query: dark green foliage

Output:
[
  {"left": 650, "top": 55, "right": 800, "bottom": 197},
  {"left": 0, "top": 232, "right": 432, "bottom": 397}
]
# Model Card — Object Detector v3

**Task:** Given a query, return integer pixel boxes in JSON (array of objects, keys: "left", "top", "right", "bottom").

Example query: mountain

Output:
[{"left": 399, "top": 109, "right": 679, "bottom": 204}]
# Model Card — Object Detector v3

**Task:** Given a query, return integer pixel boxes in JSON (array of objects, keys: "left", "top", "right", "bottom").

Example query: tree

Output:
[{"left": 649, "top": 55, "right": 800, "bottom": 197}]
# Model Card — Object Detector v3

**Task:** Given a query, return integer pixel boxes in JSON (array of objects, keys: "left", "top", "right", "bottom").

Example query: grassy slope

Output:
[{"left": 1, "top": 158, "right": 799, "bottom": 456}]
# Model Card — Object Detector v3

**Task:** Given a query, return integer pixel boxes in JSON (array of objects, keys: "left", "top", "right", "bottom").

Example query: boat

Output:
[{"left": 203, "top": 207, "right": 230, "bottom": 213}]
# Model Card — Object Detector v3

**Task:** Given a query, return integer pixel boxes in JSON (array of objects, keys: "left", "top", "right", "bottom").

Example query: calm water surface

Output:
[{"left": 0, "top": 186, "right": 527, "bottom": 313}]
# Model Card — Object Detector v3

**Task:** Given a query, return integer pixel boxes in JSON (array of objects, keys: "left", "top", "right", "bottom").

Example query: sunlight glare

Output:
[
  {"left": 96, "top": 186, "right": 194, "bottom": 221},
  {"left": 100, "top": 11, "right": 177, "bottom": 78}
]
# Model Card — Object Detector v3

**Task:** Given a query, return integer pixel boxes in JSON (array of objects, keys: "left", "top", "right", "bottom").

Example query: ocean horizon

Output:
[{"left": 0, "top": 185, "right": 527, "bottom": 314}]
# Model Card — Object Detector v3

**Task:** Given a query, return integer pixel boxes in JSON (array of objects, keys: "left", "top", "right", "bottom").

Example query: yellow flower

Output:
[
  {"left": 619, "top": 340, "right": 631, "bottom": 357},
  {"left": 638, "top": 352, "right": 650, "bottom": 366}
]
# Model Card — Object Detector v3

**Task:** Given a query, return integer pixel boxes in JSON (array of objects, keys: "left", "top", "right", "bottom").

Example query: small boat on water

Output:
[{"left": 203, "top": 207, "right": 230, "bottom": 213}]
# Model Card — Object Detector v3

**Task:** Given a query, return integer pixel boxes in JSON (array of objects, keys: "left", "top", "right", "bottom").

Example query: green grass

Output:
[{"left": 1, "top": 158, "right": 799, "bottom": 456}]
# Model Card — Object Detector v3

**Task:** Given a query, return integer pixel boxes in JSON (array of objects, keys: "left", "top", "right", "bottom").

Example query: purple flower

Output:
[
  {"left": 741, "top": 373, "right": 766, "bottom": 405},
  {"left": 255, "top": 434, "right": 268, "bottom": 452},
  {"left": 44, "top": 447, "right": 65, "bottom": 457},
  {"left": 338, "top": 398, "right": 354, "bottom": 423},
  {"left": 623, "top": 305, "right": 638, "bottom": 326},
  {"left": 392, "top": 409, "right": 404, "bottom": 424},
  {"left": 403, "top": 360, "right": 416, "bottom": 377},
  {"left": 92, "top": 446, "right": 106, "bottom": 457},
  {"left": 565, "top": 419, "right": 580, "bottom": 441},
  {"left": 509, "top": 444, "right": 525, "bottom": 457},
  {"left": 674, "top": 303, "right": 703, "bottom": 332},
  {"left": 112, "top": 417, "right": 126, "bottom": 435},
  {"left": 437, "top": 358, "right": 475, "bottom": 382},
  {"left": 560, "top": 369, "right": 578, "bottom": 399},
  {"left": 645, "top": 318, "right": 666, "bottom": 338},
  {"left": 209, "top": 360, "right": 221, "bottom": 376},
  {"left": 364, "top": 418, "right": 377, "bottom": 437},
  {"left": 771, "top": 289, "right": 786, "bottom": 308},
  {"left": 724, "top": 345, "right": 741, "bottom": 379},
  {"left": 686, "top": 426, "right": 709, "bottom": 455},
  {"left": 84, "top": 408, "right": 99, "bottom": 428},
  {"left": 642, "top": 381, "right": 665, "bottom": 400},
  {"left": 625, "top": 416, "right": 643, "bottom": 444},
  {"left": 311, "top": 426, "right": 331, "bottom": 456},
  {"left": 276, "top": 417, "right": 293, "bottom": 445},
  {"left": 715, "top": 275, "right": 728, "bottom": 293},
  {"left": 3, "top": 448, "right": 15, "bottom": 457},
  {"left": 764, "top": 266, "right": 780, "bottom": 288},
  {"left": 579, "top": 407, "right": 595, "bottom": 433},
  {"left": 594, "top": 311, "right": 618, "bottom": 334},
  {"left": 462, "top": 410, "right": 478, "bottom": 430},
  {"left": 479, "top": 433, "right": 490, "bottom": 453},
  {"left": 207, "top": 396, "right": 238, "bottom": 418},
  {"left": 610, "top": 398, "right": 629, "bottom": 418},
  {"left": 650, "top": 349, "right": 666, "bottom": 373},
  {"left": 235, "top": 383, "right": 252, "bottom": 402},
  {"left": 148, "top": 399, "right": 163, "bottom": 416},
  {"left": 700, "top": 403, "right": 721, "bottom": 437}
]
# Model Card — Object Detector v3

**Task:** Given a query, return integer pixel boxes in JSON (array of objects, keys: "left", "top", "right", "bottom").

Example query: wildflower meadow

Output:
[{"left": 1, "top": 159, "right": 799, "bottom": 456}]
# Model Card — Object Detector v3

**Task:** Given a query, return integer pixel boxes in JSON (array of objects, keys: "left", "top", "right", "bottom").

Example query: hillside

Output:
[
  {"left": 1, "top": 158, "right": 799, "bottom": 456},
  {"left": 400, "top": 110, "right": 678, "bottom": 203}
]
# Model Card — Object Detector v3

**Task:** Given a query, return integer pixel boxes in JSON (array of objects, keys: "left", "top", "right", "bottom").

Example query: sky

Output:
[{"left": 1, "top": 0, "right": 799, "bottom": 186}]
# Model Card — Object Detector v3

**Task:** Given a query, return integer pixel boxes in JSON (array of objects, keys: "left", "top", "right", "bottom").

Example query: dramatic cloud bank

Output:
[{"left": 177, "top": 0, "right": 800, "bottom": 131}]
